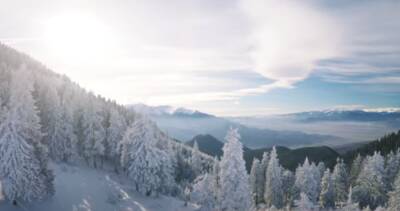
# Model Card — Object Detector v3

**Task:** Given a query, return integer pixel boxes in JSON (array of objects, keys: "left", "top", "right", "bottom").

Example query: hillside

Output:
[
  {"left": 243, "top": 145, "right": 340, "bottom": 171},
  {"left": 186, "top": 134, "right": 224, "bottom": 158},
  {"left": 344, "top": 130, "right": 400, "bottom": 161},
  {"left": 0, "top": 163, "right": 196, "bottom": 211},
  {"left": 0, "top": 43, "right": 214, "bottom": 209},
  {"left": 185, "top": 134, "right": 340, "bottom": 171},
  {"left": 332, "top": 141, "right": 369, "bottom": 155}
]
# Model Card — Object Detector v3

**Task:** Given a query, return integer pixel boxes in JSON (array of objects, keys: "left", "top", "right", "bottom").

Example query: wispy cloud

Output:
[
  {"left": 315, "top": 0, "right": 400, "bottom": 86},
  {"left": 240, "top": 0, "right": 343, "bottom": 84},
  {"left": 145, "top": 80, "right": 293, "bottom": 106}
]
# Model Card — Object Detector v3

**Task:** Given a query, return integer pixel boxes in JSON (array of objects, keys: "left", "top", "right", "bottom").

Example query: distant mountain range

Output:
[
  {"left": 132, "top": 103, "right": 213, "bottom": 118},
  {"left": 286, "top": 109, "right": 400, "bottom": 124},
  {"left": 231, "top": 108, "right": 400, "bottom": 142},
  {"left": 186, "top": 134, "right": 340, "bottom": 171},
  {"left": 129, "top": 104, "right": 345, "bottom": 149}
]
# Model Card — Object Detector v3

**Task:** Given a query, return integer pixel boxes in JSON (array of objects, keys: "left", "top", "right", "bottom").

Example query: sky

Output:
[{"left": 1, "top": 0, "right": 399, "bottom": 116}]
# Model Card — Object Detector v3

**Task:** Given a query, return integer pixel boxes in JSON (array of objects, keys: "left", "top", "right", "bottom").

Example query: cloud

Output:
[
  {"left": 240, "top": 0, "right": 343, "bottom": 84},
  {"left": 315, "top": 0, "right": 400, "bottom": 83},
  {"left": 145, "top": 79, "right": 293, "bottom": 106}
]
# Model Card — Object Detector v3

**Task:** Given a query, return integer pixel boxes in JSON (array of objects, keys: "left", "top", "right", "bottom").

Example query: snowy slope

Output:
[{"left": 0, "top": 163, "right": 197, "bottom": 211}]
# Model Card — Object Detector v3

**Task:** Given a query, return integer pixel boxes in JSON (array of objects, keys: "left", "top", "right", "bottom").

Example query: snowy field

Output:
[{"left": 0, "top": 163, "right": 197, "bottom": 211}]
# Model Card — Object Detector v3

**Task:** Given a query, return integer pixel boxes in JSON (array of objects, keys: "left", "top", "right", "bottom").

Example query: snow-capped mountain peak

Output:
[{"left": 129, "top": 104, "right": 213, "bottom": 118}]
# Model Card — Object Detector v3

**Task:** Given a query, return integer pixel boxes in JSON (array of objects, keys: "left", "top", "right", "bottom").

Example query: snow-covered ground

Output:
[{"left": 0, "top": 163, "right": 197, "bottom": 211}]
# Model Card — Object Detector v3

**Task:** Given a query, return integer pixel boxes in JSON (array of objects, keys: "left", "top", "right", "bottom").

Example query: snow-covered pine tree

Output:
[
  {"left": 166, "top": 139, "right": 179, "bottom": 185},
  {"left": 190, "top": 140, "right": 203, "bottom": 176},
  {"left": 343, "top": 187, "right": 360, "bottom": 211},
  {"left": 191, "top": 173, "right": 217, "bottom": 211},
  {"left": 219, "top": 128, "right": 252, "bottom": 211},
  {"left": 319, "top": 169, "right": 335, "bottom": 208},
  {"left": 212, "top": 157, "right": 220, "bottom": 206},
  {"left": 295, "top": 192, "right": 316, "bottom": 211},
  {"left": 259, "top": 151, "right": 269, "bottom": 203},
  {"left": 311, "top": 161, "right": 322, "bottom": 198},
  {"left": 58, "top": 98, "right": 78, "bottom": 162},
  {"left": 282, "top": 169, "right": 294, "bottom": 206},
  {"left": 106, "top": 108, "right": 127, "bottom": 167},
  {"left": 249, "top": 158, "right": 261, "bottom": 204},
  {"left": 82, "top": 98, "right": 106, "bottom": 168},
  {"left": 317, "top": 162, "right": 326, "bottom": 180},
  {"left": 385, "top": 151, "right": 400, "bottom": 189},
  {"left": 34, "top": 80, "right": 59, "bottom": 144},
  {"left": 387, "top": 171, "right": 400, "bottom": 211},
  {"left": 332, "top": 158, "right": 348, "bottom": 205},
  {"left": 174, "top": 144, "right": 196, "bottom": 183},
  {"left": 120, "top": 116, "right": 175, "bottom": 197},
  {"left": 264, "top": 146, "right": 284, "bottom": 208},
  {"left": 350, "top": 154, "right": 363, "bottom": 185},
  {"left": 42, "top": 88, "right": 64, "bottom": 161},
  {"left": 161, "top": 138, "right": 177, "bottom": 195},
  {"left": 48, "top": 85, "right": 78, "bottom": 163},
  {"left": 0, "top": 66, "right": 53, "bottom": 202},
  {"left": 353, "top": 152, "right": 386, "bottom": 209},
  {"left": 294, "top": 157, "right": 319, "bottom": 203}
]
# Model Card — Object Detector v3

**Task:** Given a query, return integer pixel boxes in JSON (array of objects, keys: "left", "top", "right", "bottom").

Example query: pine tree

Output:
[
  {"left": 250, "top": 158, "right": 260, "bottom": 204},
  {"left": 219, "top": 128, "right": 252, "bottom": 211},
  {"left": 282, "top": 169, "right": 294, "bottom": 206},
  {"left": 264, "top": 146, "right": 284, "bottom": 208},
  {"left": 311, "top": 162, "right": 322, "bottom": 198},
  {"left": 295, "top": 192, "right": 315, "bottom": 211},
  {"left": 353, "top": 152, "right": 386, "bottom": 209},
  {"left": 191, "top": 173, "right": 217, "bottom": 211},
  {"left": 332, "top": 158, "right": 348, "bottom": 205},
  {"left": 82, "top": 99, "right": 106, "bottom": 168},
  {"left": 212, "top": 157, "right": 220, "bottom": 207},
  {"left": 48, "top": 90, "right": 77, "bottom": 162},
  {"left": 387, "top": 171, "right": 400, "bottom": 211},
  {"left": 120, "top": 117, "right": 175, "bottom": 197},
  {"left": 385, "top": 151, "right": 400, "bottom": 189},
  {"left": 190, "top": 140, "right": 202, "bottom": 176},
  {"left": 343, "top": 187, "right": 360, "bottom": 211},
  {"left": 350, "top": 154, "right": 363, "bottom": 185},
  {"left": 259, "top": 151, "right": 269, "bottom": 203},
  {"left": 319, "top": 169, "right": 335, "bottom": 208},
  {"left": 0, "top": 66, "right": 53, "bottom": 202},
  {"left": 106, "top": 108, "right": 127, "bottom": 167},
  {"left": 317, "top": 162, "right": 326, "bottom": 180},
  {"left": 294, "top": 157, "right": 319, "bottom": 203},
  {"left": 34, "top": 79, "right": 59, "bottom": 147},
  {"left": 250, "top": 157, "right": 268, "bottom": 205}
]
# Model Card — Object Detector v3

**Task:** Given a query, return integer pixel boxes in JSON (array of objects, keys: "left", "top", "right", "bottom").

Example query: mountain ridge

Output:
[
  {"left": 185, "top": 133, "right": 340, "bottom": 171},
  {"left": 129, "top": 104, "right": 346, "bottom": 149}
]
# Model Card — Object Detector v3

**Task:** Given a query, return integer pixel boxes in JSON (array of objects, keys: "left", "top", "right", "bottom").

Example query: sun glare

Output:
[{"left": 42, "top": 13, "right": 117, "bottom": 62}]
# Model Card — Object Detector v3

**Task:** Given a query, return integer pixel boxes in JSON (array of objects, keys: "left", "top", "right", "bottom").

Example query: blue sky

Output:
[{"left": 0, "top": 0, "right": 399, "bottom": 116}]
